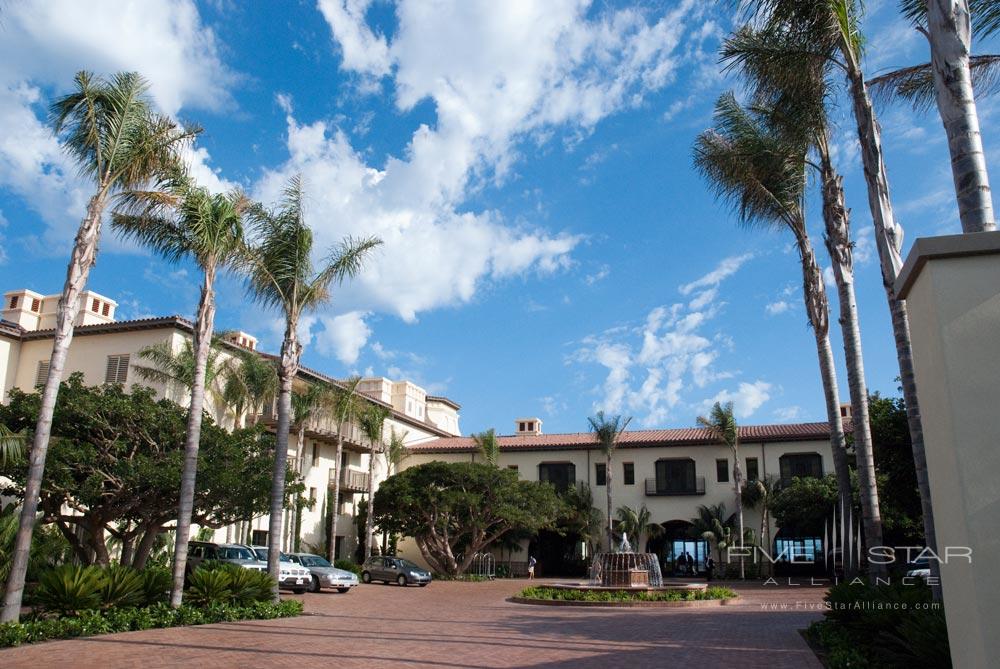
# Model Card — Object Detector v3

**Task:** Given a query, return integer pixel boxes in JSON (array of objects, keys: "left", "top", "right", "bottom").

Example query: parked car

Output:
[
  {"left": 247, "top": 545, "right": 312, "bottom": 593},
  {"left": 361, "top": 556, "right": 432, "bottom": 586},
  {"left": 906, "top": 556, "right": 932, "bottom": 581},
  {"left": 187, "top": 541, "right": 268, "bottom": 575},
  {"left": 286, "top": 553, "right": 359, "bottom": 593}
]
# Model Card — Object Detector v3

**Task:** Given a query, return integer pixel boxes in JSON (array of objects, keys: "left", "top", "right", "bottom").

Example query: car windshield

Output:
[
  {"left": 301, "top": 556, "right": 331, "bottom": 568},
  {"left": 398, "top": 559, "right": 422, "bottom": 571},
  {"left": 217, "top": 547, "right": 255, "bottom": 560},
  {"left": 255, "top": 549, "right": 294, "bottom": 562}
]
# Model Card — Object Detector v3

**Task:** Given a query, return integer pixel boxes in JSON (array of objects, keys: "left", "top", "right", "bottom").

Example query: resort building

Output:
[{"left": 2, "top": 286, "right": 839, "bottom": 574}]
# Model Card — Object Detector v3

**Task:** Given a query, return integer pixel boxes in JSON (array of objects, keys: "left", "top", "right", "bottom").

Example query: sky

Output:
[{"left": 1, "top": 0, "right": 997, "bottom": 436}]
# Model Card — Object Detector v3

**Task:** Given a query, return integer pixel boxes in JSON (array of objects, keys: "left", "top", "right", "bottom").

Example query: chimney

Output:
[
  {"left": 514, "top": 417, "right": 542, "bottom": 436},
  {"left": 223, "top": 331, "right": 258, "bottom": 351}
]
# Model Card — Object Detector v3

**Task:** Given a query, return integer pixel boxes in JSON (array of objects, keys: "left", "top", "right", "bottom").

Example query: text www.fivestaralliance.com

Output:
[{"left": 760, "top": 601, "right": 942, "bottom": 611}]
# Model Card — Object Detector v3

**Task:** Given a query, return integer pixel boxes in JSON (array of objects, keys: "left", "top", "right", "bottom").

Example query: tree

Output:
[
  {"left": 327, "top": 376, "right": 363, "bottom": 562},
  {"left": 899, "top": 0, "right": 998, "bottom": 232},
  {"left": 697, "top": 401, "right": 746, "bottom": 579},
  {"left": 690, "top": 503, "right": 737, "bottom": 566},
  {"left": 372, "top": 462, "right": 562, "bottom": 575},
  {"left": 693, "top": 93, "right": 854, "bottom": 516},
  {"left": 741, "top": 0, "right": 933, "bottom": 587},
  {"left": 2, "top": 71, "right": 197, "bottom": 623},
  {"left": 113, "top": 168, "right": 249, "bottom": 607},
  {"left": 742, "top": 474, "right": 779, "bottom": 575},
  {"left": 0, "top": 426, "right": 25, "bottom": 467},
  {"left": 380, "top": 427, "right": 409, "bottom": 554},
  {"left": 587, "top": 411, "right": 632, "bottom": 550},
  {"left": 770, "top": 475, "right": 841, "bottom": 538},
  {"left": 720, "top": 24, "right": 882, "bottom": 578},
  {"left": 242, "top": 174, "right": 380, "bottom": 600},
  {"left": 558, "top": 483, "right": 604, "bottom": 558},
  {"left": 221, "top": 349, "right": 278, "bottom": 428},
  {"left": 0, "top": 375, "right": 275, "bottom": 570},
  {"left": 869, "top": 393, "right": 925, "bottom": 546},
  {"left": 614, "top": 505, "right": 663, "bottom": 551},
  {"left": 131, "top": 340, "right": 227, "bottom": 404},
  {"left": 358, "top": 403, "right": 391, "bottom": 559},
  {"left": 472, "top": 428, "right": 501, "bottom": 467},
  {"left": 287, "top": 382, "right": 331, "bottom": 550}
]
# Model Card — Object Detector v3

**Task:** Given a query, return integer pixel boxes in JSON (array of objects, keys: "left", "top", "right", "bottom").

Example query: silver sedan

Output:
[{"left": 287, "top": 553, "right": 360, "bottom": 593}]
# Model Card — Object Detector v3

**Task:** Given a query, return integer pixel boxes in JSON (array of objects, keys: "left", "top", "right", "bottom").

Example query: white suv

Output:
[{"left": 247, "top": 545, "right": 312, "bottom": 594}]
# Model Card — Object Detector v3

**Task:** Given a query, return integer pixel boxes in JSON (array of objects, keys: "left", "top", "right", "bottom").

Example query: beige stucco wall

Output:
[
  {"left": 901, "top": 245, "right": 1000, "bottom": 669},
  {"left": 0, "top": 335, "right": 20, "bottom": 403}
]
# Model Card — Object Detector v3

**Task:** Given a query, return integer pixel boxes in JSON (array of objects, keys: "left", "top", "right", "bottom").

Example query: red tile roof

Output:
[{"left": 408, "top": 421, "right": 840, "bottom": 453}]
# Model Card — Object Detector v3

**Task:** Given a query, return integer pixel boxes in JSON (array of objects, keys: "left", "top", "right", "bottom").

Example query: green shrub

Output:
[
  {"left": 516, "top": 586, "right": 737, "bottom": 603},
  {"left": 185, "top": 567, "right": 233, "bottom": 607},
  {"left": 139, "top": 566, "right": 171, "bottom": 606},
  {"left": 334, "top": 559, "right": 361, "bottom": 576},
  {"left": 99, "top": 565, "right": 145, "bottom": 609},
  {"left": 0, "top": 600, "right": 303, "bottom": 648},
  {"left": 35, "top": 565, "right": 105, "bottom": 616},
  {"left": 222, "top": 565, "right": 273, "bottom": 605}
]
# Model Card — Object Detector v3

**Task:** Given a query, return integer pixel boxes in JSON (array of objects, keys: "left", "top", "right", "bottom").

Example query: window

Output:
[
  {"left": 595, "top": 462, "right": 607, "bottom": 486},
  {"left": 840, "top": 406, "right": 848, "bottom": 417},
  {"left": 623, "top": 462, "right": 635, "bottom": 485},
  {"left": 519, "top": 422, "right": 526, "bottom": 432},
  {"left": 654, "top": 458, "right": 697, "bottom": 494},
  {"left": 251, "top": 530, "right": 268, "bottom": 546},
  {"left": 527, "top": 421, "right": 534, "bottom": 431},
  {"left": 105, "top": 354, "right": 130, "bottom": 384},
  {"left": 312, "top": 442, "right": 320, "bottom": 467},
  {"left": 746, "top": 457, "right": 759, "bottom": 482},
  {"left": 779, "top": 453, "right": 823, "bottom": 482},
  {"left": 35, "top": 360, "right": 50, "bottom": 387},
  {"left": 101, "top": 302, "right": 110, "bottom": 316},
  {"left": 538, "top": 462, "right": 575, "bottom": 492},
  {"left": 8, "top": 296, "right": 17, "bottom": 309},
  {"left": 309, "top": 487, "right": 316, "bottom": 502},
  {"left": 92, "top": 298, "right": 100, "bottom": 312},
  {"left": 31, "top": 298, "right": 40, "bottom": 312},
  {"left": 334, "top": 536, "right": 344, "bottom": 560},
  {"left": 716, "top": 458, "right": 729, "bottom": 483}
]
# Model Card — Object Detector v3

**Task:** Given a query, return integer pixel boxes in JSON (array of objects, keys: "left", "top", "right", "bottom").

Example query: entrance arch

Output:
[{"left": 645, "top": 520, "right": 709, "bottom": 576}]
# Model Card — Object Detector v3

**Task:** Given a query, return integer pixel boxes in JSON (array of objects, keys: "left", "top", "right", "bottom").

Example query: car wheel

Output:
[
  {"left": 337, "top": 587, "right": 350, "bottom": 593},
  {"left": 308, "top": 576, "right": 321, "bottom": 593},
  {"left": 397, "top": 575, "right": 407, "bottom": 586},
  {"left": 361, "top": 571, "right": 372, "bottom": 583}
]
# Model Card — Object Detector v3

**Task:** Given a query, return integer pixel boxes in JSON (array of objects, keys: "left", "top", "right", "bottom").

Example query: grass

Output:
[{"left": 516, "top": 586, "right": 737, "bottom": 603}]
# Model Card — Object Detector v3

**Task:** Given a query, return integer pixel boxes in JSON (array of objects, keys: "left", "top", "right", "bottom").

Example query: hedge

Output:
[{"left": 517, "top": 585, "right": 737, "bottom": 602}]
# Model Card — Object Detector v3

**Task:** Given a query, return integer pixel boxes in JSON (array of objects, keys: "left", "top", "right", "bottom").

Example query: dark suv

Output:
[
  {"left": 361, "top": 556, "right": 432, "bottom": 586},
  {"left": 186, "top": 541, "right": 267, "bottom": 575}
]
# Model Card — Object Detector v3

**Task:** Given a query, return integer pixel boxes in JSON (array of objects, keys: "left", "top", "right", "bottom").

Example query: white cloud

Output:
[
  {"left": 0, "top": 0, "right": 237, "bottom": 252},
  {"left": 701, "top": 381, "right": 772, "bottom": 419},
  {"left": 765, "top": 300, "right": 791, "bottom": 316},
  {"left": 312, "top": 311, "right": 372, "bottom": 365},
  {"left": 316, "top": 0, "right": 393, "bottom": 78},
  {"left": 585, "top": 264, "right": 611, "bottom": 285},
  {"left": 773, "top": 405, "right": 803, "bottom": 422},
  {"left": 678, "top": 253, "right": 753, "bottom": 295}
]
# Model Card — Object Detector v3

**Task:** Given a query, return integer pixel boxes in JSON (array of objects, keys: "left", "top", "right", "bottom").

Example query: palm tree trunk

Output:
[
  {"left": 842, "top": 55, "right": 941, "bottom": 593},
  {"left": 328, "top": 424, "right": 345, "bottom": 563},
  {"left": 732, "top": 447, "right": 744, "bottom": 579},
  {"left": 363, "top": 439, "right": 378, "bottom": 558},
  {"left": 268, "top": 329, "right": 299, "bottom": 603},
  {"left": 819, "top": 149, "right": 886, "bottom": 577},
  {"left": 169, "top": 264, "right": 217, "bottom": 607},
  {"left": 926, "top": 0, "right": 996, "bottom": 232},
  {"left": 606, "top": 452, "right": 613, "bottom": 551},
  {"left": 795, "top": 233, "right": 853, "bottom": 515},
  {"left": 2, "top": 194, "right": 104, "bottom": 623}
]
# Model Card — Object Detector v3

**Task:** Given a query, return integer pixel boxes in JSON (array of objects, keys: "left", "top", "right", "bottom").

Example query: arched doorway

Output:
[
  {"left": 528, "top": 530, "right": 587, "bottom": 578},
  {"left": 645, "top": 520, "right": 709, "bottom": 576}
]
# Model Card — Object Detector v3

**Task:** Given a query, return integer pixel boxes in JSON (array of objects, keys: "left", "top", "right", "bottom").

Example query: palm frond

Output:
[
  {"left": 472, "top": 428, "right": 501, "bottom": 466},
  {"left": 587, "top": 411, "right": 633, "bottom": 456},
  {"left": 901, "top": 0, "right": 1000, "bottom": 39},
  {"left": 0, "top": 425, "right": 27, "bottom": 467},
  {"left": 868, "top": 54, "right": 1000, "bottom": 112}
]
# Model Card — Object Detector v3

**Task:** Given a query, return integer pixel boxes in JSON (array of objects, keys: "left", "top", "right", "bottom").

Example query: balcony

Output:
[
  {"left": 329, "top": 467, "right": 370, "bottom": 494},
  {"left": 252, "top": 406, "right": 373, "bottom": 452},
  {"left": 645, "top": 476, "right": 706, "bottom": 496}
]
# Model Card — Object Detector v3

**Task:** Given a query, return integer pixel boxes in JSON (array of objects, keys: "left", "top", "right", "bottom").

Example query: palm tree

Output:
[
  {"left": 242, "top": 175, "right": 380, "bottom": 599},
  {"left": 693, "top": 93, "right": 854, "bottom": 519},
  {"left": 741, "top": 0, "right": 932, "bottom": 588},
  {"left": 132, "top": 340, "right": 227, "bottom": 402},
  {"left": 697, "top": 401, "right": 746, "bottom": 579},
  {"left": 2, "top": 71, "right": 196, "bottom": 623},
  {"left": 114, "top": 169, "right": 249, "bottom": 607},
  {"left": 720, "top": 24, "right": 882, "bottom": 579},
  {"left": 472, "top": 428, "right": 501, "bottom": 466},
  {"left": 358, "top": 403, "right": 391, "bottom": 559},
  {"left": 287, "top": 383, "right": 331, "bottom": 550},
  {"left": 221, "top": 349, "right": 278, "bottom": 428},
  {"left": 327, "top": 376, "right": 363, "bottom": 562},
  {"left": 742, "top": 475, "right": 778, "bottom": 576},
  {"left": 587, "top": 411, "right": 632, "bottom": 550},
  {"left": 615, "top": 505, "right": 663, "bottom": 551},
  {"left": 690, "top": 503, "right": 736, "bottom": 567},
  {"left": 380, "top": 426, "right": 408, "bottom": 554},
  {"left": 898, "top": 0, "right": 997, "bottom": 232}
]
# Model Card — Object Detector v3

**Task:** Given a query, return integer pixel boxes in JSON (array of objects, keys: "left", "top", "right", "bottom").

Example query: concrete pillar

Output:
[{"left": 896, "top": 231, "right": 1000, "bottom": 669}]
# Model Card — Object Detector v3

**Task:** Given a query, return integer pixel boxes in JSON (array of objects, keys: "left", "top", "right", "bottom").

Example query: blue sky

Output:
[{"left": 1, "top": 1, "right": 997, "bottom": 435}]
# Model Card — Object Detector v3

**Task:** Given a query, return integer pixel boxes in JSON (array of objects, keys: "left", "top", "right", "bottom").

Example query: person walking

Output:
[
  {"left": 706, "top": 556, "right": 715, "bottom": 582},
  {"left": 528, "top": 556, "right": 537, "bottom": 579}
]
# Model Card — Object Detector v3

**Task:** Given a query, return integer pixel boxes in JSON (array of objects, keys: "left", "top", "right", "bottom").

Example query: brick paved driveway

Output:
[{"left": 1, "top": 580, "right": 826, "bottom": 668}]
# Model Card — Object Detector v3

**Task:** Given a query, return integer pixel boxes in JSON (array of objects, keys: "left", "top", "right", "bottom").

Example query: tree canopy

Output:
[
  {"left": 372, "top": 461, "right": 562, "bottom": 575},
  {"left": 0, "top": 374, "right": 279, "bottom": 569}
]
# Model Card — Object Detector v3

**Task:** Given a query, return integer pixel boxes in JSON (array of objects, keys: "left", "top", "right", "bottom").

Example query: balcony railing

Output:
[
  {"left": 329, "top": 467, "right": 370, "bottom": 493},
  {"left": 645, "top": 476, "right": 706, "bottom": 496}
]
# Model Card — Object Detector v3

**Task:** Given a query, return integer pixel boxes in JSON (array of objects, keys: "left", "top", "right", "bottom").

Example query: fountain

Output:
[{"left": 588, "top": 533, "right": 664, "bottom": 588}]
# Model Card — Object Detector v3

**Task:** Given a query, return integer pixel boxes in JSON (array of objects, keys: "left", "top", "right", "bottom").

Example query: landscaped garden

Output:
[{"left": 515, "top": 585, "right": 737, "bottom": 605}]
